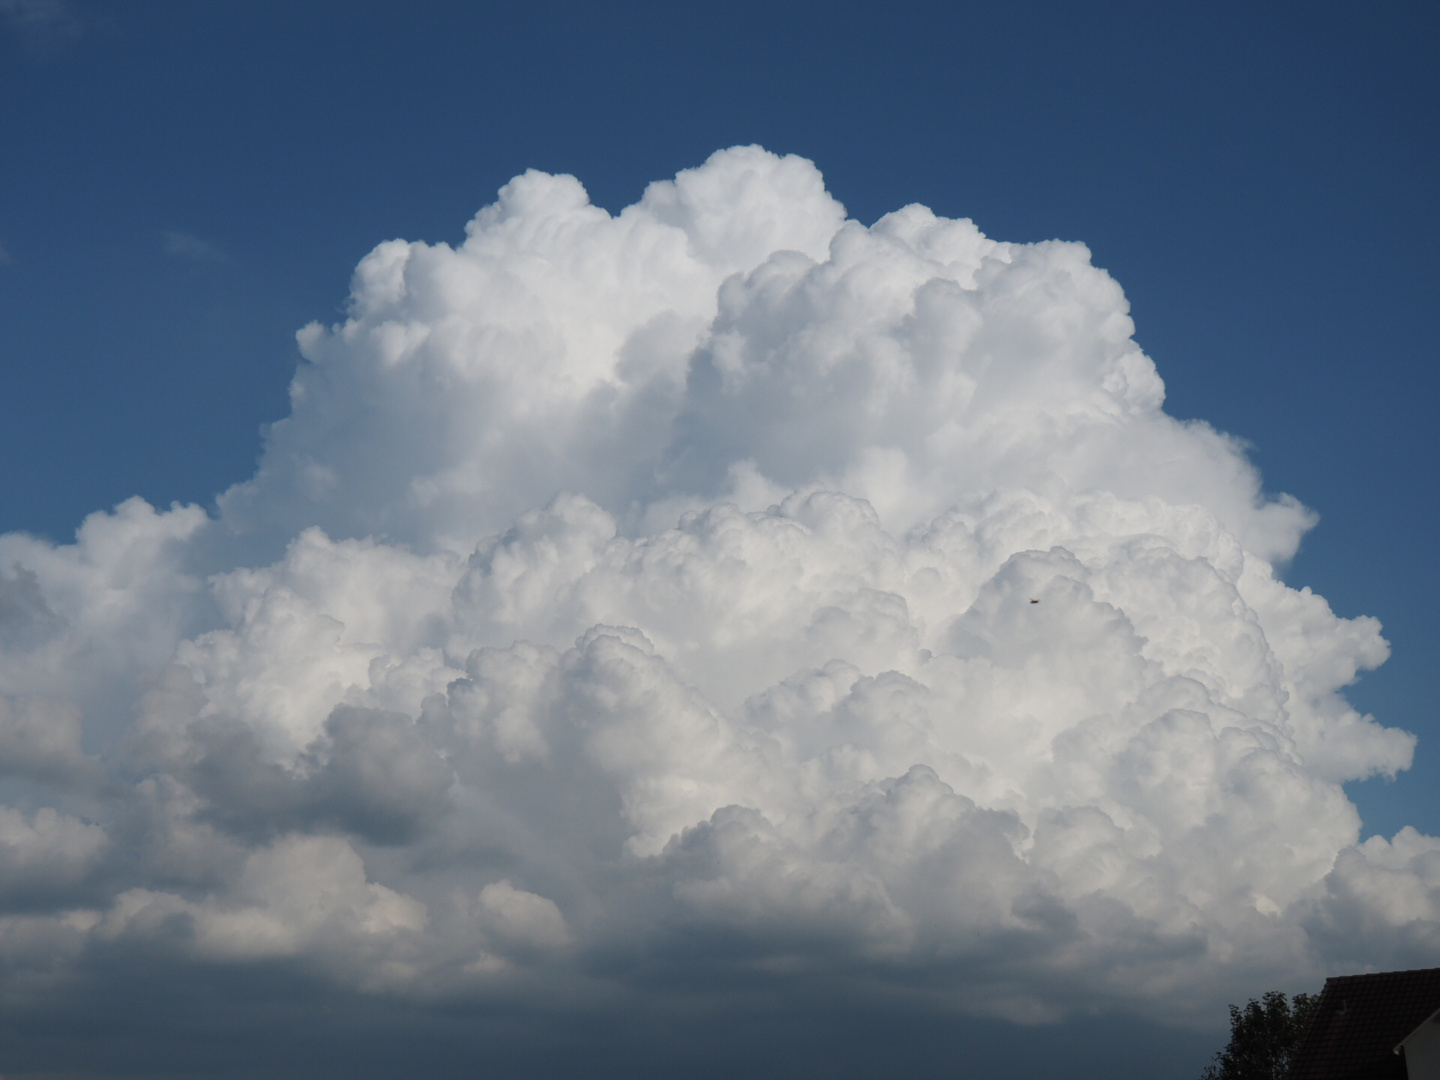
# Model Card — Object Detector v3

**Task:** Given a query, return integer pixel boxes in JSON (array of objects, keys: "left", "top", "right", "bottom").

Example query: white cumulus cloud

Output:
[{"left": 0, "top": 146, "right": 1430, "bottom": 1043}]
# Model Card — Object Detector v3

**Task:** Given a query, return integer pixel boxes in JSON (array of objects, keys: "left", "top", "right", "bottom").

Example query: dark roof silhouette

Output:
[{"left": 1288, "top": 967, "right": 1440, "bottom": 1080}]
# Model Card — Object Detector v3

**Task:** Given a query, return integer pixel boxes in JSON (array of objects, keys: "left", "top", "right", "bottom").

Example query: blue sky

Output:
[{"left": 0, "top": 2, "right": 1436, "bottom": 1077}]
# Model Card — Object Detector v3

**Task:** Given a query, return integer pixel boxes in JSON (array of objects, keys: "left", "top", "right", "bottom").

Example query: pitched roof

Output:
[{"left": 1289, "top": 968, "right": 1440, "bottom": 1080}]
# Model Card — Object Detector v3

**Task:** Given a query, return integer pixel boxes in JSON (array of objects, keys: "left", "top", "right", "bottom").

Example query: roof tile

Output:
[{"left": 1288, "top": 968, "right": 1440, "bottom": 1080}]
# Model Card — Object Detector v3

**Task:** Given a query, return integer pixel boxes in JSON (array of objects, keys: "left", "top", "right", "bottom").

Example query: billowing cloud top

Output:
[{"left": 0, "top": 148, "right": 1432, "bottom": 1042}]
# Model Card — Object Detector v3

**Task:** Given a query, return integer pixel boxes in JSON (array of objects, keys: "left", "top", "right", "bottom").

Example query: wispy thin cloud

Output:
[
  {"left": 0, "top": 0, "right": 88, "bottom": 53},
  {"left": 162, "top": 230, "right": 229, "bottom": 264}
]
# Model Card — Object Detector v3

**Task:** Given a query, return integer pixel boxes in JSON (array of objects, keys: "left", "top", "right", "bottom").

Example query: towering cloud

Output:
[{"left": 0, "top": 148, "right": 1432, "bottom": 1062}]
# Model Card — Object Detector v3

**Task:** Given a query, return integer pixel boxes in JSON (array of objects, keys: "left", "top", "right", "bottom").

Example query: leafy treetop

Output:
[{"left": 1201, "top": 990, "right": 1320, "bottom": 1080}]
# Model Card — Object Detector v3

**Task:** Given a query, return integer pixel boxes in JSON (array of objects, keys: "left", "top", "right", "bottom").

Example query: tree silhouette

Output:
[{"left": 1200, "top": 990, "right": 1319, "bottom": 1080}]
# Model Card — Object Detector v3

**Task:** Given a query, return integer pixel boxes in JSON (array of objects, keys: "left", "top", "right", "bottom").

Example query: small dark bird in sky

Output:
[{"left": 1030, "top": 599, "right": 1039, "bottom": 604}]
